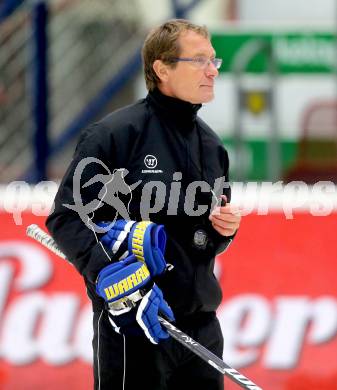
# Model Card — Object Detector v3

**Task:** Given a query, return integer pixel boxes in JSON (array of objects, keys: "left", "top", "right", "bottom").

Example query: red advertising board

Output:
[
  {"left": 218, "top": 212, "right": 337, "bottom": 390},
  {"left": 0, "top": 212, "right": 93, "bottom": 390},
  {"left": 0, "top": 210, "right": 336, "bottom": 389}
]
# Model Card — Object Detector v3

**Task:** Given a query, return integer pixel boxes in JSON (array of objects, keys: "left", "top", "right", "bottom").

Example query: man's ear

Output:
[{"left": 153, "top": 60, "right": 169, "bottom": 83}]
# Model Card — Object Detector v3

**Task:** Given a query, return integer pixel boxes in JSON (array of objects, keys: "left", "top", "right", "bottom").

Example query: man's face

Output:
[{"left": 160, "top": 30, "right": 219, "bottom": 104}]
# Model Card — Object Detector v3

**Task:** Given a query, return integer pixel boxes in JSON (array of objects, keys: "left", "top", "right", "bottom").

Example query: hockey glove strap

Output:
[{"left": 99, "top": 219, "right": 167, "bottom": 276}]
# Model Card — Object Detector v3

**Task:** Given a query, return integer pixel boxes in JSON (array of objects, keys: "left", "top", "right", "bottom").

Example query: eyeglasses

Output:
[{"left": 169, "top": 56, "right": 222, "bottom": 70}]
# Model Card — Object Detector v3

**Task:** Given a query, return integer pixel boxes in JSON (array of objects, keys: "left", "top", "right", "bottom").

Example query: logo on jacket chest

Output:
[
  {"left": 142, "top": 154, "right": 163, "bottom": 174},
  {"left": 144, "top": 155, "right": 157, "bottom": 168}
]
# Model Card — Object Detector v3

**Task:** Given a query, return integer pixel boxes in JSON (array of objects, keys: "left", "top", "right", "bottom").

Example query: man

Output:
[{"left": 46, "top": 19, "right": 241, "bottom": 390}]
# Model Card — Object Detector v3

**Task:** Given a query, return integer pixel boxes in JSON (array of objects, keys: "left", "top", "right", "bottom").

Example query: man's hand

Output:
[{"left": 209, "top": 195, "right": 241, "bottom": 237}]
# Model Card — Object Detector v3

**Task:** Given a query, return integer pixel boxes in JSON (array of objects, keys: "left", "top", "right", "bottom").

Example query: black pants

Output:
[{"left": 92, "top": 310, "right": 224, "bottom": 390}]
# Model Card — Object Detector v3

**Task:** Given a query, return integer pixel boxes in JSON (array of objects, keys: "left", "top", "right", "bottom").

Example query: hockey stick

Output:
[{"left": 26, "top": 224, "right": 263, "bottom": 390}]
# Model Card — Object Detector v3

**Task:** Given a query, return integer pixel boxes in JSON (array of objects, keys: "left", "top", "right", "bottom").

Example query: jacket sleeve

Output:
[
  {"left": 46, "top": 123, "right": 118, "bottom": 283},
  {"left": 209, "top": 147, "right": 237, "bottom": 255}
]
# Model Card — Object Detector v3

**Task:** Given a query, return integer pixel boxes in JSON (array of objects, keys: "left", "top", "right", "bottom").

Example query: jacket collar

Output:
[{"left": 146, "top": 88, "right": 202, "bottom": 132}]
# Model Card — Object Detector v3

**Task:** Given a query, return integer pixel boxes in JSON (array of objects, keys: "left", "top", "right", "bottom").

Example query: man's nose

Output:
[{"left": 205, "top": 61, "right": 218, "bottom": 77}]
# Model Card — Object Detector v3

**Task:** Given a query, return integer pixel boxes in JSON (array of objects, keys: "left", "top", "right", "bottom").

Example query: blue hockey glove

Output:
[
  {"left": 96, "top": 255, "right": 151, "bottom": 312},
  {"left": 96, "top": 256, "right": 174, "bottom": 343},
  {"left": 136, "top": 284, "right": 175, "bottom": 344},
  {"left": 99, "top": 219, "right": 168, "bottom": 276}
]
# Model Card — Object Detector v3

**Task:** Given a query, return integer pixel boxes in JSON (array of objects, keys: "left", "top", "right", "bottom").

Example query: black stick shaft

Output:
[{"left": 158, "top": 317, "right": 262, "bottom": 390}]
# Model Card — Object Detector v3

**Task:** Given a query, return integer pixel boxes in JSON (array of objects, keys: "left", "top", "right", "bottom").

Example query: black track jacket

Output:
[{"left": 46, "top": 88, "right": 233, "bottom": 318}]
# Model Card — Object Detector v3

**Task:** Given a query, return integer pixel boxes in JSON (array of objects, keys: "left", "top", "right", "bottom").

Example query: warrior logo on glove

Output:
[{"left": 98, "top": 261, "right": 150, "bottom": 301}]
